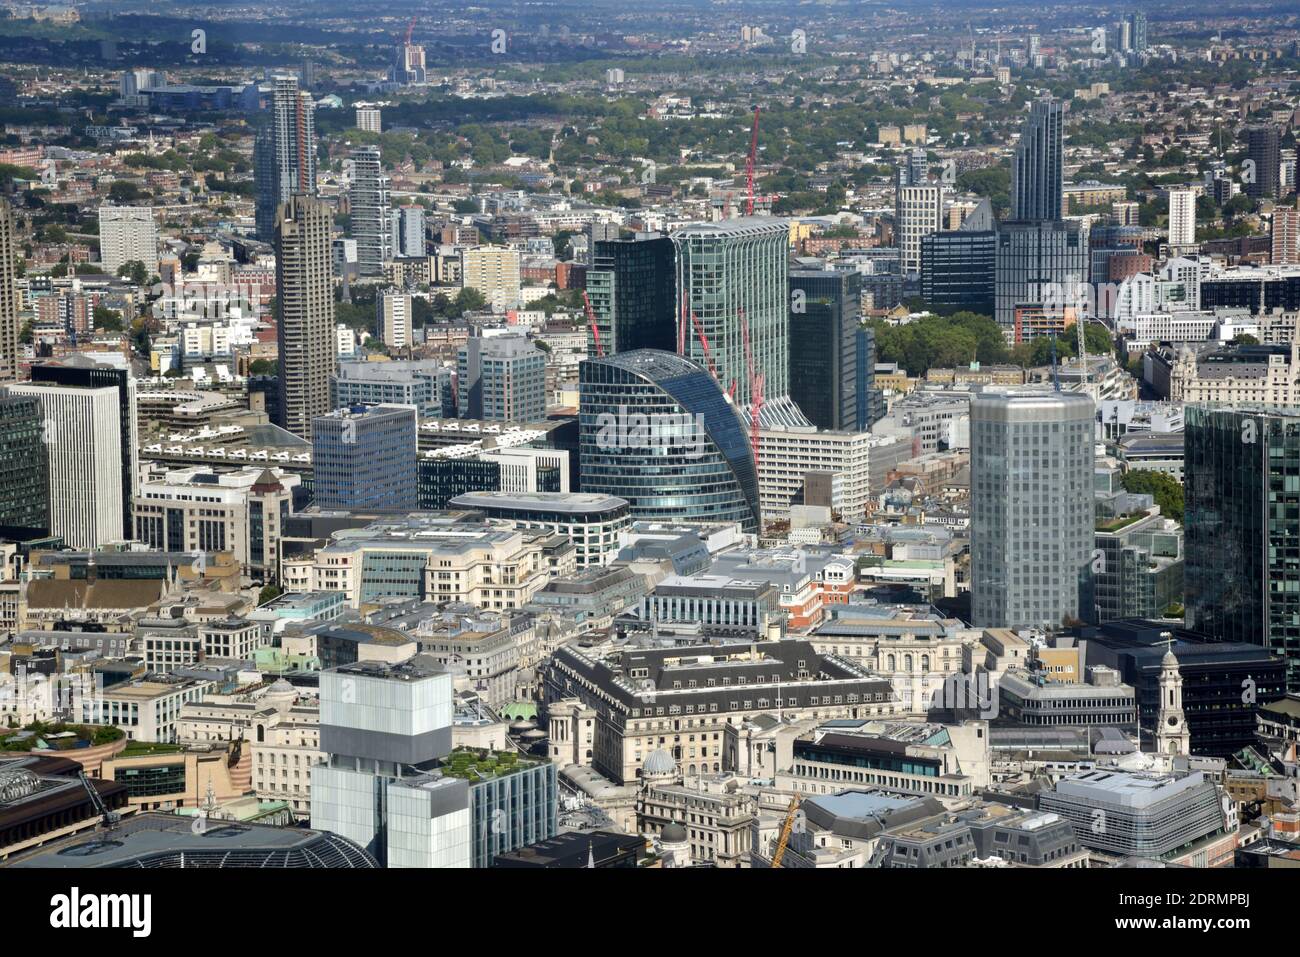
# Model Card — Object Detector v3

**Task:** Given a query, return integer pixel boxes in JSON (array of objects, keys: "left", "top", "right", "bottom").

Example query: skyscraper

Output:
[
  {"left": 312, "top": 404, "right": 418, "bottom": 513},
  {"left": 1010, "top": 98, "right": 1064, "bottom": 223},
  {"left": 584, "top": 232, "right": 676, "bottom": 358},
  {"left": 6, "top": 382, "right": 124, "bottom": 548},
  {"left": 788, "top": 267, "right": 861, "bottom": 431},
  {"left": 673, "top": 219, "right": 804, "bottom": 426},
  {"left": 390, "top": 205, "right": 427, "bottom": 259},
  {"left": 1168, "top": 188, "right": 1197, "bottom": 248},
  {"left": 1184, "top": 406, "right": 1300, "bottom": 691},
  {"left": 378, "top": 290, "right": 411, "bottom": 349},
  {"left": 995, "top": 219, "right": 1088, "bottom": 333},
  {"left": 27, "top": 356, "right": 137, "bottom": 539},
  {"left": 456, "top": 332, "right": 546, "bottom": 421},
  {"left": 97, "top": 205, "right": 159, "bottom": 277},
  {"left": 350, "top": 146, "right": 391, "bottom": 275},
  {"left": 254, "top": 73, "right": 318, "bottom": 243},
  {"left": 0, "top": 393, "right": 50, "bottom": 539},
  {"left": 1272, "top": 207, "right": 1300, "bottom": 265},
  {"left": 0, "top": 198, "right": 18, "bottom": 383},
  {"left": 970, "top": 390, "right": 1095, "bottom": 629},
  {"left": 1130, "top": 11, "right": 1148, "bottom": 53},
  {"left": 275, "top": 195, "right": 336, "bottom": 440},
  {"left": 1246, "top": 125, "right": 1282, "bottom": 201},
  {"left": 896, "top": 183, "right": 944, "bottom": 276},
  {"left": 579, "top": 350, "right": 761, "bottom": 533}
]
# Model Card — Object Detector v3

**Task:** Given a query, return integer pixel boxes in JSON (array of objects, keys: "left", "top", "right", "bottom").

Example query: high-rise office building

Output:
[
  {"left": 27, "top": 356, "right": 137, "bottom": 539},
  {"left": 584, "top": 232, "right": 676, "bottom": 358},
  {"left": 788, "top": 267, "right": 861, "bottom": 431},
  {"left": 896, "top": 183, "right": 944, "bottom": 276},
  {"left": 921, "top": 198, "right": 998, "bottom": 316},
  {"left": 1184, "top": 406, "right": 1300, "bottom": 691},
  {"left": 673, "top": 219, "right": 804, "bottom": 426},
  {"left": 1011, "top": 98, "right": 1064, "bottom": 223},
  {"left": 456, "top": 332, "right": 546, "bottom": 421},
  {"left": 0, "top": 393, "right": 50, "bottom": 539},
  {"left": 579, "top": 350, "right": 761, "bottom": 533},
  {"left": 970, "top": 390, "right": 1095, "bottom": 629},
  {"left": 332, "top": 359, "right": 454, "bottom": 419},
  {"left": 378, "top": 290, "right": 411, "bottom": 349},
  {"left": 1245, "top": 125, "right": 1281, "bottom": 201},
  {"left": 0, "top": 199, "right": 18, "bottom": 383},
  {"left": 1168, "top": 188, "right": 1197, "bottom": 248},
  {"left": 855, "top": 327, "right": 885, "bottom": 429},
  {"left": 995, "top": 219, "right": 1088, "bottom": 333},
  {"left": 97, "top": 205, "right": 159, "bottom": 277},
  {"left": 312, "top": 404, "right": 418, "bottom": 513},
  {"left": 275, "top": 195, "right": 336, "bottom": 440},
  {"left": 1118, "top": 19, "right": 1132, "bottom": 52},
  {"left": 311, "top": 658, "right": 470, "bottom": 867},
  {"left": 350, "top": 146, "right": 391, "bottom": 276},
  {"left": 254, "top": 73, "right": 318, "bottom": 243},
  {"left": 7, "top": 382, "right": 124, "bottom": 548}
]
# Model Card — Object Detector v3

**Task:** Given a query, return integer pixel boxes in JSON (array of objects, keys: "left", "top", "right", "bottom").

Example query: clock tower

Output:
[{"left": 1155, "top": 646, "right": 1190, "bottom": 757}]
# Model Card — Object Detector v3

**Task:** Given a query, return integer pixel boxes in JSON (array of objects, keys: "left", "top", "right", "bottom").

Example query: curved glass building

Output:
[{"left": 579, "top": 350, "right": 760, "bottom": 533}]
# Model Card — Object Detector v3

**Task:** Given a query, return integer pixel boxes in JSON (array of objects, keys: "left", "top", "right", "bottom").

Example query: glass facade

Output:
[
  {"left": 789, "top": 268, "right": 860, "bottom": 431},
  {"left": 920, "top": 229, "right": 997, "bottom": 317},
  {"left": 579, "top": 350, "right": 761, "bottom": 533},
  {"left": 0, "top": 394, "right": 50, "bottom": 538},
  {"left": 586, "top": 234, "right": 676, "bottom": 357},
  {"left": 312, "top": 406, "right": 418, "bottom": 512},
  {"left": 994, "top": 219, "right": 1087, "bottom": 331},
  {"left": 970, "top": 391, "right": 1095, "bottom": 629},
  {"left": 468, "top": 762, "right": 558, "bottom": 868},
  {"left": 1185, "top": 406, "right": 1300, "bottom": 691}
]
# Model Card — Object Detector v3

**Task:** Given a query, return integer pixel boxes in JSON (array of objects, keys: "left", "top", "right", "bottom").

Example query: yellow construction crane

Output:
[{"left": 771, "top": 793, "right": 802, "bottom": 868}]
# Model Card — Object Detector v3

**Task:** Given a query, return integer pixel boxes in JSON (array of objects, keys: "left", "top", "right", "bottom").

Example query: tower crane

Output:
[
  {"left": 581, "top": 290, "right": 604, "bottom": 358},
  {"left": 771, "top": 793, "right": 802, "bottom": 868}
]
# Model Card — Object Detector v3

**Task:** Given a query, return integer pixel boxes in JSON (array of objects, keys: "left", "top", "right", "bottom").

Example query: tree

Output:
[
  {"left": 117, "top": 260, "right": 148, "bottom": 286},
  {"left": 1121, "top": 469, "right": 1184, "bottom": 523},
  {"left": 93, "top": 305, "right": 123, "bottom": 332},
  {"left": 257, "top": 584, "right": 283, "bottom": 606}
]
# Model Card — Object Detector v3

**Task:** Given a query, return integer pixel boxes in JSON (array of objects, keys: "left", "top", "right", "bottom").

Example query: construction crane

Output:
[
  {"left": 739, "top": 308, "right": 763, "bottom": 471},
  {"left": 1050, "top": 334, "right": 1061, "bottom": 392},
  {"left": 771, "top": 793, "right": 802, "bottom": 868},
  {"left": 77, "top": 769, "right": 121, "bottom": 831},
  {"left": 404, "top": 15, "right": 416, "bottom": 46},
  {"left": 581, "top": 290, "right": 604, "bottom": 358},
  {"left": 689, "top": 310, "right": 718, "bottom": 380},
  {"left": 746, "top": 106, "right": 760, "bottom": 217},
  {"left": 1075, "top": 313, "right": 1090, "bottom": 399}
]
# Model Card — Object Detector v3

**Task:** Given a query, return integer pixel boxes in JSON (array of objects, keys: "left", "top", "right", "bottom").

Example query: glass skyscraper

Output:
[
  {"left": 579, "top": 350, "right": 760, "bottom": 533},
  {"left": 1011, "top": 97, "right": 1064, "bottom": 222},
  {"left": 970, "top": 390, "right": 1095, "bottom": 629},
  {"left": 312, "top": 404, "right": 418, "bottom": 513},
  {"left": 1185, "top": 406, "right": 1300, "bottom": 691},
  {"left": 585, "top": 232, "right": 676, "bottom": 358},
  {"left": 0, "top": 392, "right": 50, "bottom": 539},
  {"left": 995, "top": 219, "right": 1088, "bottom": 332},
  {"left": 673, "top": 219, "right": 806, "bottom": 426},
  {"left": 788, "top": 267, "right": 861, "bottom": 431}
]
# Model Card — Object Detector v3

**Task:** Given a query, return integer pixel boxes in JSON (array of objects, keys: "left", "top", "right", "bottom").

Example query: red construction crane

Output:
[
  {"left": 688, "top": 310, "right": 717, "bottom": 379},
  {"left": 404, "top": 16, "right": 416, "bottom": 45},
  {"left": 581, "top": 290, "right": 604, "bottom": 357},
  {"left": 739, "top": 308, "right": 763, "bottom": 471},
  {"left": 746, "top": 106, "right": 760, "bottom": 217}
]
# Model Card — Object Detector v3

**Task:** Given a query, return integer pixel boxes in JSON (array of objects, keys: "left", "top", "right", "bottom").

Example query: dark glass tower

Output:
[
  {"left": 0, "top": 392, "right": 50, "bottom": 539},
  {"left": 578, "top": 350, "right": 760, "bottom": 532},
  {"left": 312, "top": 405, "right": 418, "bottom": 513},
  {"left": 1185, "top": 406, "right": 1300, "bottom": 691},
  {"left": 1245, "top": 125, "right": 1281, "bottom": 200},
  {"left": 1011, "top": 98, "right": 1064, "bottom": 222},
  {"left": 788, "top": 267, "right": 860, "bottom": 431},
  {"left": 585, "top": 233, "right": 676, "bottom": 358}
]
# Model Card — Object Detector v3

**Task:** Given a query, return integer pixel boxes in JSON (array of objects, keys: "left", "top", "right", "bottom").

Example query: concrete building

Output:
[
  {"left": 97, "top": 205, "right": 159, "bottom": 277},
  {"left": 350, "top": 146, "right": 391, "bottom": 275},
  {"left": 275, "top": 195, "right": 336, "bottom": 439},
  {"left": 312, "top": 404, "right": 418, "bottom": 513},
  {"left": 461, "top": 246, "right": 521, "bottom": 311},
  {"left": 447, "top": 491, "right": 630, "bottom": 568},
  {"left": 456, "top": 333, "right": 546, "bottom": 422}
]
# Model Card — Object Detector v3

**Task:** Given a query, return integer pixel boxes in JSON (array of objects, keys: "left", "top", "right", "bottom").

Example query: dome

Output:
[
  {"left": 268, "top": 678, "right": 294, "bottom": 694},
  {"left": 661, "top": 822, "right": 688, "bottom": 844},
  {"left": 643, "top": 749, "right": 677, "bottom": 775}
]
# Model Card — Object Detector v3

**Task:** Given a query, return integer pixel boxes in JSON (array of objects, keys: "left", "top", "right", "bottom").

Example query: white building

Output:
[
  {"left": 378, "top": 290, "right": 411, "bottom": 349},
  {"left": 98, "top": 205, "right": 159, "bottom": 276},
  {"left": 7, "top": 382, "right": 124, "bottom": 548},
  {"left": 1167, "top": 188, "right": 1196, "bottom": 248}
]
